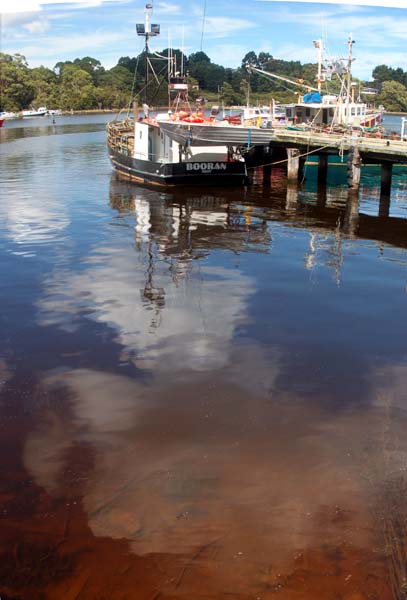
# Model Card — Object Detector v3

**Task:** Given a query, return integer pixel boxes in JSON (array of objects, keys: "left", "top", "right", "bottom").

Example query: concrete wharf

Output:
[{"left": 254, "top": 128, "right": 407, "bottom": 196}]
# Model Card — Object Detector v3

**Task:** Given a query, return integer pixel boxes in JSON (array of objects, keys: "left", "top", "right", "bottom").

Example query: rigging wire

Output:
[
  {"left": 200, "top": 0, "right": 206, "bottom": 51},
  {"left": 126, "top": 53, "right": 141, "bottom": 116}
]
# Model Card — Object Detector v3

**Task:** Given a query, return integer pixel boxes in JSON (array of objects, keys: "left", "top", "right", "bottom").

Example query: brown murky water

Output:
[{"left": 0, "top": 115, "right": 407, "bottom": 599}]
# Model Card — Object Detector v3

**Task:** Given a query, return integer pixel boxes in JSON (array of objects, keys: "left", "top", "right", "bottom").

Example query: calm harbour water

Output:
[{"left": 0, "top": 113, "right": 407, "bottom": 600}]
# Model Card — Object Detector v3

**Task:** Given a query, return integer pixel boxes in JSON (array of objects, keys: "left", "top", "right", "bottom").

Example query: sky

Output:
[{"left": 1, "top": 0, "right": 406, "bottom": 80}]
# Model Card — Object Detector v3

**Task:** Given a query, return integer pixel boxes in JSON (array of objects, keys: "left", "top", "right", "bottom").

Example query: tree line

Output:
[{"left": 1, "top": 50, "right": 407, "bottom": 113}]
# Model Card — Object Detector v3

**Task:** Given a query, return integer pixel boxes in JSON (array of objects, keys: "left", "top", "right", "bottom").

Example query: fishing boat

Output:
[
  {"left": 106, "top": 3, "right": 247, "bottom": 187},
  {"left": 247, "top": 37, "right": 383, "bottom": 130}
]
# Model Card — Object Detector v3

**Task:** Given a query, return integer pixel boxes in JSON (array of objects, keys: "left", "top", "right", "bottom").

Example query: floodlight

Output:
[
  {"left": 151, "top": 24, "right": 160, "bottom": 34},
  {"left": 136, "top": 24, "right": 145, "bottom": 35}
]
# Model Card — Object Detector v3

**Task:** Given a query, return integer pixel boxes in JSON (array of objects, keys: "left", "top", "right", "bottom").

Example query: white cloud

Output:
[
  {"left": 156, "top": 1, "right": 180, "bottom": 13},
  {"left": 252, "top": 7, "right": 407, "bottom": 76},
  {"left": 0, "top": 0, "right": 126, "bottom": 14},
  {"left": 203, "top": 16, "right": 257, "bottom": 38},
  {"left": 206, "top": 42, "right": 254, "bottom": 66},
  {"left": 37, "top": 248, "right": 254, "bottom": 372},
  {"left": 257, "top": 0, "right": 407, "bottom": 8},
  {"left": 23, "top": 16, "right": 50, "bottom": 33},
  {"left": 6, "top": 29, "right": 131, "bottom": 60}
]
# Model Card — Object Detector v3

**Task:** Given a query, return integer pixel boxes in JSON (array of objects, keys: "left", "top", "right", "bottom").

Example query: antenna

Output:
[{"left": 181, "top": 25, "right": 185, "bottom": 77}]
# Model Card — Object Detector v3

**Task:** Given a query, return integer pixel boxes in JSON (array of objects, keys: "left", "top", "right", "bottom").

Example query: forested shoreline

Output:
[{"left": 1, "top": 50, "right": 407, "bottom": 113}]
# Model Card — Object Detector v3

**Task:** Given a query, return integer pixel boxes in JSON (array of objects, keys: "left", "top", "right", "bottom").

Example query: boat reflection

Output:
[{"left": 109, "top": 174, "right": 407, "bottom": 292}]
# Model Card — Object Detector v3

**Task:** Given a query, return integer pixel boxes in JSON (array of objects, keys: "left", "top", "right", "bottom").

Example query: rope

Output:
[{"left": 246, "top": 143, "right": 336, "bottom": 171}]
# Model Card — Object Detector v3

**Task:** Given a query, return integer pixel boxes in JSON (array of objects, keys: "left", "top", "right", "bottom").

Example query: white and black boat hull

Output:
[{"left": 108, "top": 148, "right": 247, "bottom": 187}]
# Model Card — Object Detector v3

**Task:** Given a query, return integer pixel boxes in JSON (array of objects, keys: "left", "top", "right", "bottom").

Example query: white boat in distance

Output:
[
  {"left": 0, "top": 111, "right": 19, "bottom": 120},
  {"left": 22, "top": 106, "right": 48, "bottom": 118}
]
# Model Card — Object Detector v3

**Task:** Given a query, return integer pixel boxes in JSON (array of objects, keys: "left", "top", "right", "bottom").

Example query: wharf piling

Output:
[
  {"left": 346, "top": 145, "right": 361, "bottom": 190},
  {"left": 247, "top": 128, "right": 406, "bottom": 196},
  {"left": 380, "top": 162, "right": 393, "bottom": 198},
  {"left": 286, "top": 148, "right": 301, "bottom": 183},
  {"left": 379, "top": 191, "right": 391, "bottom": 218},
  {"left": 318, "top": 155, "right": 329, "bottom": 187}
]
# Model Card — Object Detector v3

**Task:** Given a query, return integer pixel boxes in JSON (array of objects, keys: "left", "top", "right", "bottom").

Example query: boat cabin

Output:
[
  {"left": 242, "top": 107, "right": 271, "bottom": 127},
  {"left": 284, "top": 94, "right": 371, "bottom": 128},
  {"left": 133, "top": 120, "right": 233, "bottom": 165}
]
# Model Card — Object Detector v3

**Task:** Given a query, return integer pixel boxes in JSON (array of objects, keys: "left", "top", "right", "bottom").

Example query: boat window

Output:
[
  {"left": 351, "top": 107, "right": 356, "bottom": 116},
  {"left": 329, "top": 108, "right": 334, "bottom": 117},
  {"left": 305, "top": 108, "right": 311, "bottom": 117},
  {"left": 287, "top": 108, "right": 293, "bottom": 117}
]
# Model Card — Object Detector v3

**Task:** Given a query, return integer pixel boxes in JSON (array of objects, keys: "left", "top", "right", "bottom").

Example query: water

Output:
[{"left": 0, "top": 114, "right": 407, "bottom": 600}]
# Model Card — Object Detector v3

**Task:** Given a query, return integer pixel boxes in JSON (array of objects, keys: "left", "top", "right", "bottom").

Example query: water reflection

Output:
[
  {"left": 1, "top": 123, "right": 406, "bottom": 599},
  {"left": 13, "top": 178, "right": 407, "bottom": 597},
  {"left": 0, "top": 113, "right": 116, "bottom": 143}
]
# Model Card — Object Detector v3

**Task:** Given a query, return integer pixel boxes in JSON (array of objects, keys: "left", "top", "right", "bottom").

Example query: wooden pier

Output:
[{"left": 254, "top": 129, "right": 407, "bottom": 195}]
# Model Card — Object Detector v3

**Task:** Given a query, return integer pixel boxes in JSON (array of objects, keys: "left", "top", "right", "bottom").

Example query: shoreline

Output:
[{"left": 4, "top": 108, "right": 407, "bottom": 117}]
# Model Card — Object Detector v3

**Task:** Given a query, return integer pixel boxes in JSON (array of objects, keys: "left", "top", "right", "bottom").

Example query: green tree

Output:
[
  {"left": 118, "top": 56, "right": 138, "bottom": 72},
  {"left": 373, "top": 64, "right": 407, "bottom": 89},
  {"left": 0, "top": 53, "right": 35, "bottom": 110},
  {"left": 239, "top": 79, "right": 251, "bottom": 105},
  {"left": 377, "top": 80, "right": 407, "bottom": 112},
  {"left": 220, "top": 82, "right": 239, "bottom": 106},
  {"left": 188, "top": 51, "right": 211, "bottom": 65},
  {"left": 31, "top": 66, "right": 58, "bottom": 108},
  {"left": 97, "top": 65, "right": 134, "bottom": 108},
  {"left": 54, "top": 60, "right": 74, "bottom": 75},
  {"left": 59, "top": 65, "right": 97, "bottom": 110},
  {"left": 73, "top": 56, "right": 104, "bottom": 84},
  {"left": 241, "top": 51, "right": 259, "bottom": 69}
]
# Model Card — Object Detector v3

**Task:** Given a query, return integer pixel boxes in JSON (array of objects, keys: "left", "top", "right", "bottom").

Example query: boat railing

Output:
[{"left": 107, "top": 119, "right": 134, "bottom": 156}]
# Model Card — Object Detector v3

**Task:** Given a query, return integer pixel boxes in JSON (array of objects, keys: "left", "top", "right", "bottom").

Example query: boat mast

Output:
[
  {"left": 144, "top": 4, "right": 150, "bottom": 101},
  {"left": 313, "top": 39, "right": 323, "bottom": 93},
  {"left": 345, "top": 34, "right": 355, "bottom": 125},
  {"left": 136, "top": 3, "right": 160, "bottom": 105}
]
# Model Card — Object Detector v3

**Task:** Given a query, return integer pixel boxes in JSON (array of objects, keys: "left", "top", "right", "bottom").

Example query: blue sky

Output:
[{"left": 1, "top": 0, "right": 406, "bottom": 80}]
